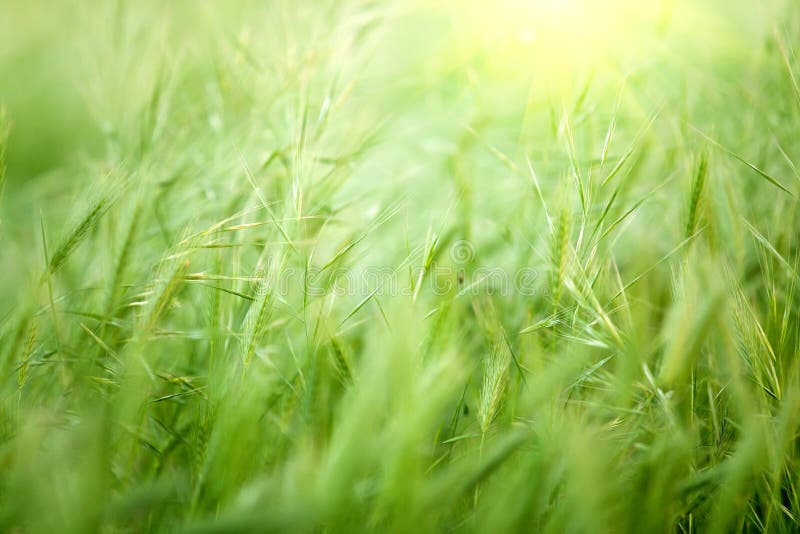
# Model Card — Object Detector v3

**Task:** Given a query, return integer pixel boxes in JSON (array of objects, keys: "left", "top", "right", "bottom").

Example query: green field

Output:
[{"left": 2, "top": 0, "right": 800, "bottom": 531}]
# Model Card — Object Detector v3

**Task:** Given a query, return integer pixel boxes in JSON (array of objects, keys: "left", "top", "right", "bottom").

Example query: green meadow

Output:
[{"left": 1, "top": 0, "right": 800, "bottom": 531}]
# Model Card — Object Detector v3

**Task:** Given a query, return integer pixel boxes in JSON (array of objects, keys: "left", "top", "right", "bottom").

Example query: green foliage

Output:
[{"left": 1, "top": 0, "right": 800, "bottom": 532}]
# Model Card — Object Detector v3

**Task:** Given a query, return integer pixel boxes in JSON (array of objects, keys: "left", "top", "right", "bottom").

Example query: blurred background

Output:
[{"left": 0, "top": 0, "right": 795, "bottom": 302}]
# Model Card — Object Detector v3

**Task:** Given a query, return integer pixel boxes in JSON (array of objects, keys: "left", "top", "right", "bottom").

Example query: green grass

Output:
[{"left": 1, "top": 0, "right": 800, "bottom": 531}]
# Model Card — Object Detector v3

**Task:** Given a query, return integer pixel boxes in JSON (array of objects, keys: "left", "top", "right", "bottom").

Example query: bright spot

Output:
[{"left": 445, "top": 0, "right": 679, "bottom": 81}]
